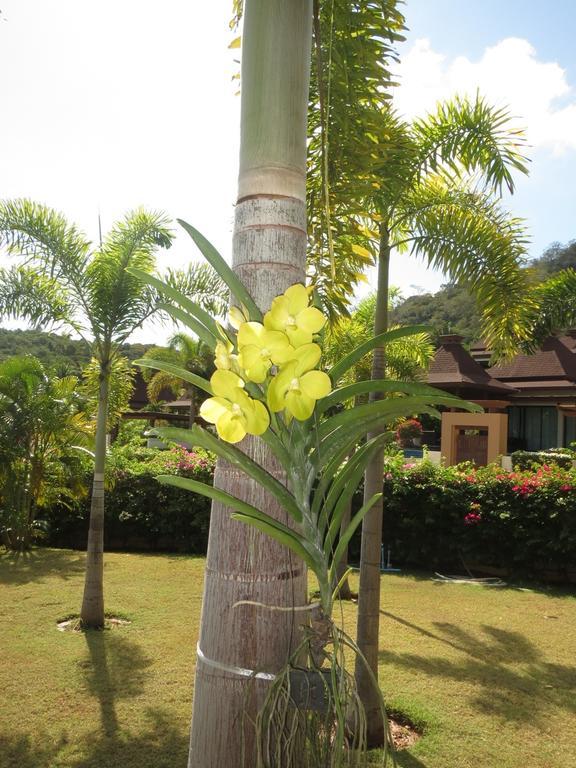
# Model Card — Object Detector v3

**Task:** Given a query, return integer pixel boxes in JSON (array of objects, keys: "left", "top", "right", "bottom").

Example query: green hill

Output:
[{"left": 0, "top": 328, "right": 153, "bottom": 372}]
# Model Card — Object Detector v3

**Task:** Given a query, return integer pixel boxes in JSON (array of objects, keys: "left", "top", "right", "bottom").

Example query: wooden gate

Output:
[{"left": 455, "top": 428, "right": 488, "bottom": 465}]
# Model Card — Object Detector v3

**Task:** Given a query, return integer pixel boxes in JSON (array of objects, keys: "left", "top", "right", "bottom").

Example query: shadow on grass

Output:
[
  {"left": 0, "top": 710, "right": 189, "bottom": 768},
  {"left": 394, "top": 750, "right": 429, "bottom": 767},
  {"left": 71, "top": 709, "right": 189, "bottom": 768},
  {"left": 0, "top": 547, "right": 85, "bottom": 585},
  {"left": 379, "top": 611, "right": 576, "bottom": 724},
  {"left": 81, "top": 630, "right": 152, "bottom": 737},
  {"left": 0, "top": 732, "right": 68, "bottom": 768}
]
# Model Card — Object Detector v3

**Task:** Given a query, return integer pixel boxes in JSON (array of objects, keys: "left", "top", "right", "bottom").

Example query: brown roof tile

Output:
[
  {"left": 428, "top": 335, "right": 516, "bottom": 393},
  {"left": 488, "top": 334, "right": 576, "bottom": 382}
]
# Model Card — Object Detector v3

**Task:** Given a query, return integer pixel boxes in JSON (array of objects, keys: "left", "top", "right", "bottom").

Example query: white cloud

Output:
[{"left": 394, "top": 37, "right": 576, "bottom": 154}]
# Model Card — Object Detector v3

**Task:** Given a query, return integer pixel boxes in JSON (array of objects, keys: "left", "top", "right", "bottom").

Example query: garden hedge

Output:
[
  {"left": 381, "top": 456, "right": 576, "bottom": 580},
  {"left": 42, "top": 445, "right": 576, "bottom": 581},
  {"left": 43, "top": 445, "right": 215, "bottom": 554}
]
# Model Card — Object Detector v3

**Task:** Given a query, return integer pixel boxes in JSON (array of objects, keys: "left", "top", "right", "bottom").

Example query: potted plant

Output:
[{"left": 396, "top": 418, "right": 423, "bottom": 447}]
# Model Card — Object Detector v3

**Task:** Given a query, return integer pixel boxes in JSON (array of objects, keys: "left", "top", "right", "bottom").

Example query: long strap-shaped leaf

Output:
[
  {"left": 318, "top": 395, "right": 477, "bottom": 443},
  {"left": 314, "top": 405, "right": 442, "bottom": 469},
  {"left": 178, "top": 219, "right": 262, "bottom": 322},
  {"left": 157, "top": 475, "right": 320, "bottom": 572},
  {"left": 127, "top": 266, "right": 221, "bottom": 340},
  {"left": 320, "top": 433, "right": 390, "bottom": 548},
  {"left": 155, "top": 424, "right": 303, "bottom": 523},
  {"left": 157, "top": 302, "right": 217, "bottom": 349},
  {"left": 328, "top": 325, "right": 430, "bottom": 382},
  {"left": 133, "top": 358, "right": 213, "bottom": 395},
  {"left": 328, "top": 325, "right": 431, "bottom": 383},
  {"left": 328, "top": 493, "right": 383, "bottom": 587},
  {"left": 318, "top": 379, "right": 462, "bottom": 414}
]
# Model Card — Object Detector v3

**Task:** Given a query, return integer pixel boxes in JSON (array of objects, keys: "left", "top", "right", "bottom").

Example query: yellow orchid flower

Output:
[
  {"left": 214, "top": 339, "right": 236, "bottom": 371},
  {"left": 267, "top": 345, "right": 331, "bottom": 421},
  {"left": 263, "top": 283, "right": 326, "bottom": 348},
  {"left": 200, "top": 370, "right": 269, "bottom": 443},
  {"left": 237, "top": 321, "right": 295, "bottom": 383},
  {"left": 228, "top": 305, "right": 248, "bottom": 330}
]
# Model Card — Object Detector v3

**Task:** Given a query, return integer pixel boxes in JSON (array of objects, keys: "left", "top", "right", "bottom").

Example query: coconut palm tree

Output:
[{"left": 0, "top": 201, "right": 223, "bottom": 627}]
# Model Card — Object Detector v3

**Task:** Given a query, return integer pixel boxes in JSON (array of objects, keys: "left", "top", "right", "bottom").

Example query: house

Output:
[{"left": 427, "top": 332, "right": 576, "bottom": 455}]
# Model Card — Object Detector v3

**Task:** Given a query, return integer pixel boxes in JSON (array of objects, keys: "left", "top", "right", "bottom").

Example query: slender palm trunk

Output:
[
  {"left": 80, "top": 361, "right": 110, "bottom": 628},
  {"left": 188, "top": 3, "right": 313, "bottom": 767},
  {"left": 354, "top": 225, "right": 390, "bottom": 747}
]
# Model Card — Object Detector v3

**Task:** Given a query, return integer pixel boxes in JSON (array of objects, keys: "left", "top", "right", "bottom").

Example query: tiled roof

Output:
[
  {"left": 428, "top": 335, "right": 516, "bottom": 393},
  {"left": 488, "top": 333, "right": 576, "bottom": 382}
]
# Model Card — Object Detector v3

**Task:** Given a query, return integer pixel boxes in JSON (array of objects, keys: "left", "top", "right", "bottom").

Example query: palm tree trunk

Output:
[
  {"left": 80, "top": 361, "right": 110, "bottom": 629},
  {"left": 354, "top": 224, "right": 390, "bottom": 747},
  {"left": 188, "top": 3, "right": 313, "bottom": 767}
]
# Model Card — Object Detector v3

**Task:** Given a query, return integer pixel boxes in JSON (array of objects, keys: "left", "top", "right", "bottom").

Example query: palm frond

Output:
[
  {"left": 521, "top": 268, "right": 576, "bottom": 350},
  {"left": 0, "top": 265, "right": 74, "bottom": 329},
  {"left": 86, "top": 209, "right": 174, "bottom": 342},
  {"left": 411, "top": 94, "right": 529, "bottom": 195}
]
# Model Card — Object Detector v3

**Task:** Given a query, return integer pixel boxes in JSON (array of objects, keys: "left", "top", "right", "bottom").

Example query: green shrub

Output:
[
  {"left": 42, "top": 445, "right": 216, "bottom": 553},
  {"left": 381, "top": 457, "right": 576, "bottom": 578},
  {"left": 510, "top": 449, "right": 574, "bottom": 470}
]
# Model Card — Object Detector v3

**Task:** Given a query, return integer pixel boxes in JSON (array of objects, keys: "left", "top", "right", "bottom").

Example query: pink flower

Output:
[
  {"left": 560, "top": 484, "right": 572, "bottom": 491},
  {"left": 464, "top": 512, "right": 481, "bottom": 525}
]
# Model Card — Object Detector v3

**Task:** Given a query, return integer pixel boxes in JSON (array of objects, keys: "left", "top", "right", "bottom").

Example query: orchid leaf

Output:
[
  {"left": 158, "top": 475, "right": 318, "bottom": 569},
  {"left": 318, "top": 379, "right": 462, "bottom": 413},
  {"left": 328, "top": 493, "right": 382, "bottom": 586},
  {"left": 178, "top": 219, "right": 262, "bottom": 321},
  {"left": 156, "top": 303, "right": 217, "bottom": 349},
  {"left": 328, "top": 325, "right": 431, "bottom": 383},
  {"left": 156, "top": 424, "right": 302, "bottom": 523},
  {"left": 126, "top": 266, "right": 221, "bottom": 338},
  {"left": 321, "top": 433, "right": 390, "bottom": 549},
  {"left": 133, "top": 358, "right": 213, "bottom": 395},
  {"left": 231, "top": 513, "right": 322, "bottom": 573}
]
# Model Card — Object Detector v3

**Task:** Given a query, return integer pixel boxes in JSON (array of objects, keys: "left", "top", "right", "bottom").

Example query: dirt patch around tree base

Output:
[
  {"left": 56, "top": 615, "right": 131, "bottom": 632},
  {"left": 389, "top": 714, "right": 421, "bottom": 750}
]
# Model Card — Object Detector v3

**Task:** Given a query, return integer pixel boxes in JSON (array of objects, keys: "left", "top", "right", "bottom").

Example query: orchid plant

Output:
[{"left": 132, "top": 220, "right": 477, "bottom": 619}]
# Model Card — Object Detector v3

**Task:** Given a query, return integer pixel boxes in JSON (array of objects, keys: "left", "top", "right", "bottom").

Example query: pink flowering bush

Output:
[{"left": 379, "top": 455, "right": 576, "bottom": 579}]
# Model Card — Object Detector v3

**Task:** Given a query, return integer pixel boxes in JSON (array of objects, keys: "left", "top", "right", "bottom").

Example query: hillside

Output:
[
  {"left": 0, "top": 328, "right": 153, "bottom": 371},
  {"left": 390, "top": 239, "right": 576, "bottom": 344}
]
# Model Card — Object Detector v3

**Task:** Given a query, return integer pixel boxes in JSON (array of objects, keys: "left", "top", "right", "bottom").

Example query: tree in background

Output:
[
  {"left": 0, "top": 355, "right": 91, "bottom": 549},
  {"left": 140, "top": 333, "right": 214, "bottom": 427},
  {"left": 0, "top": 201, "right": 223, "bottom": 627},
  {"left": 306, "top": 1, "right": 532, "bottom": 742}
]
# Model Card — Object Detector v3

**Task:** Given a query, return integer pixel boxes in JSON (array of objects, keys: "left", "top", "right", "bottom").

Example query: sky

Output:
[{"left": 1, "top": 1, "right": 576, "bottom": 342}]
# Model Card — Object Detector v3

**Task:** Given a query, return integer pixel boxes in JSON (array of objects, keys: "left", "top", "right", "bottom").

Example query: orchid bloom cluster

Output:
[{"left": 199, "top": 283, "right": 332, "bottom": 443}]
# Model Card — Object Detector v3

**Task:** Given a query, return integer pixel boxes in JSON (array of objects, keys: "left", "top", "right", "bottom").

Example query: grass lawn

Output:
[{"left": 0, "top": 549, "right": 575, "bottom": 768}]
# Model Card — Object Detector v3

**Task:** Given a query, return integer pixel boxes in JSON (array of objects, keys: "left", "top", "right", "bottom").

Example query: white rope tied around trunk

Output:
[
  {"left": 196, "top": 602, "right": 322, "bottom": 680},
  {"left": 196, "top": 643, "right": 276, "bottom": 681}
]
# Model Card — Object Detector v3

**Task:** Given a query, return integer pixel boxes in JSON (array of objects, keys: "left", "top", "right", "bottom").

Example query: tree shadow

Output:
[
  {"left": 379, "top": 611, "right": 576, "bottom": 724},
  {"left": 80, "top": 630, "right": 152, "bottom": 737},
  {"left": 71, "top": 708, "right": 189, "bottom": 768},
  {"left": 0, "top": 547, "right": 85, "bottom": 585},
  {"left": 394, "top": 750, "right": 430, "bottom": 767},
  {"left": 0, "top": 732, "right": 68, "bottom": 768},
  {"left": 0, "top": 709, "right": 189, "bottom": 768}
]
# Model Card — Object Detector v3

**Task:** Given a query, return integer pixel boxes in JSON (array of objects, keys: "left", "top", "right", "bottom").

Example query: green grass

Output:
[{"left": 0, "top": 549, "right": 575, "bottom": 768}]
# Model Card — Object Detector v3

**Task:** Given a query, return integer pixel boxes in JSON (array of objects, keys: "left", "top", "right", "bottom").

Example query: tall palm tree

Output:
[
  {"left": 0, "top": 201, "right": 223, "bottom": 627},
  {"left": 185, "top": 2, "right": 314, "bottom": 765},
  {"left": 307, "top": 3, "right": 531, "bottom": 741}
]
